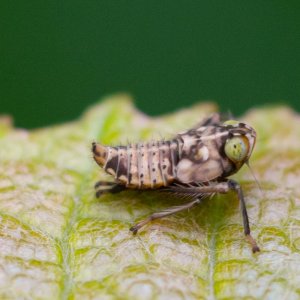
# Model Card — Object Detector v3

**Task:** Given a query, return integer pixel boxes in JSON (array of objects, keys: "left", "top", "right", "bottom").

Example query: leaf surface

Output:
[{"left": 0, "top": 95, "right": 299, "bottom": 299}]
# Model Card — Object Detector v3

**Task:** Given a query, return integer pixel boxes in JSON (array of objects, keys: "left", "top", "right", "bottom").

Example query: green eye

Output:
[
  {"left": 225, "top": 136, "right": 249, "bottom": 163},
  {"left": 223, "top": 120, "right": 239, "bottom": 126}
]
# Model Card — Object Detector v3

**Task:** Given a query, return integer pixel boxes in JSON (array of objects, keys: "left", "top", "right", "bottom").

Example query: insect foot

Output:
[
  {"left": 246, "top": 234, "right": 260, "bottom": 253},
  {"left": 129, "top": 225, "right": 139, "bottom": 235}
]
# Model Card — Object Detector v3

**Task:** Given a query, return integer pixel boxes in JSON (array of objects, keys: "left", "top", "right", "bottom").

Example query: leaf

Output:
[{"left": 0, "top": 95, "right": 299, "bottom": 299}]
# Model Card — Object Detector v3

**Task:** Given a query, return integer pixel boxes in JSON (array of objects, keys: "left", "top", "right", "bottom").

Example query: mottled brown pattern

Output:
[
  {"left": 92, "top": 113, "right": 259, "bottom": 253},
  {"left": 176, "top": 126, "right": 234, "bottom": 182},
  {"left": 92, "top": 115, "right": 256, "bottom": 188},
  {"left": 116, "top": 146, "right": 128, "bottom": 183},
  {"left": 93, "top": 140, "right": 180, "bottom": 189}
]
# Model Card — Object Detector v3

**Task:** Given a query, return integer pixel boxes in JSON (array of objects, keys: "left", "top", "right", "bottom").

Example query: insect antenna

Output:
[{"left": 246, "top": 161, "right": 264, "bottom": 197}]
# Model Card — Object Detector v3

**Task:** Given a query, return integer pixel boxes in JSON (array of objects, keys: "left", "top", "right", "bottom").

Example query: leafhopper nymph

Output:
[{"left": 92, "top": 114, "right": 260, "bottom": 253}]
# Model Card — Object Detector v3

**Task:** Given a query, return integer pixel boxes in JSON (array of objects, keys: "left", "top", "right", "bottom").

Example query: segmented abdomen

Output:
[{"left": 92, "top": 140, "right": 181, "bottom": 189}]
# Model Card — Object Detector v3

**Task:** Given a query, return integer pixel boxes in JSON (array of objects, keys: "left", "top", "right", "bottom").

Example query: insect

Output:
[{"left": 92, "top": 113, "right": 260, "bottom": 253}]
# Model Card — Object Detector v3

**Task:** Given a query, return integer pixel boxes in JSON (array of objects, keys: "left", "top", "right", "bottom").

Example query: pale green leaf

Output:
[{"left": 0, "top": 95, "right": 299, "bottom": 299}]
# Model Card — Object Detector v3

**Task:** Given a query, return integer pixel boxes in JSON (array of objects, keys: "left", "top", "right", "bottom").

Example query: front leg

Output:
[{"left": 227, "top": 180, "right": 260, "bottom": 253}]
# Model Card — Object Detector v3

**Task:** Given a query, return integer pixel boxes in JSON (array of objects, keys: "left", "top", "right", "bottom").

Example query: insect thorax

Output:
[{"left": 175, "top": 126, "right": 237, "bottom": 183}]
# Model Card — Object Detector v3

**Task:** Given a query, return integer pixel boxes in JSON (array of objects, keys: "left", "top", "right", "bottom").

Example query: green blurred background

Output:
[{"left": 1, "top": 1, "right": 300, "bottom": 128}]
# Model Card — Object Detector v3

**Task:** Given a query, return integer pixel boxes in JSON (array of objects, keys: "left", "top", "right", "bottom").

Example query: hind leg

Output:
[
  {"left": 94, "top": 181, "right": 125, "bottom": 198},
  {"left": 130, "top": 198, "right": 201, "bottom": 234}
]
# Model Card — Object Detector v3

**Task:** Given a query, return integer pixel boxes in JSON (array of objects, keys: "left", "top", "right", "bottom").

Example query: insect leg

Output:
[
  {"left": 130, "top": 198, "right": 201, "bottom": 234},
  {"left": 175, "top": 180, "right": 260, "bottom": 253},
  {"left": 94, "top": 181, "right": 125, "bottom": 198},
  {"left": 94, "top": 181, "right": 116, "bottom": 189},
  {"left": 227, "top": 179, "right": 260, "bottom": 253},
  {"left": 156, "top": 181, "right": 260, "bottom": 253}
]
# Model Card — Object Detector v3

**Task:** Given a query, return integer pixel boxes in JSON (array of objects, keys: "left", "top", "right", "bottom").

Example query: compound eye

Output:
[{"left": 225, "top": 136, "right": 249, "bottom": 163}]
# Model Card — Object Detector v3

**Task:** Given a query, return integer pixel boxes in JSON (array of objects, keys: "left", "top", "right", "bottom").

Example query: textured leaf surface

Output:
[{"left": 0, "top": 95, "right": 300, "bottom": 299}]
